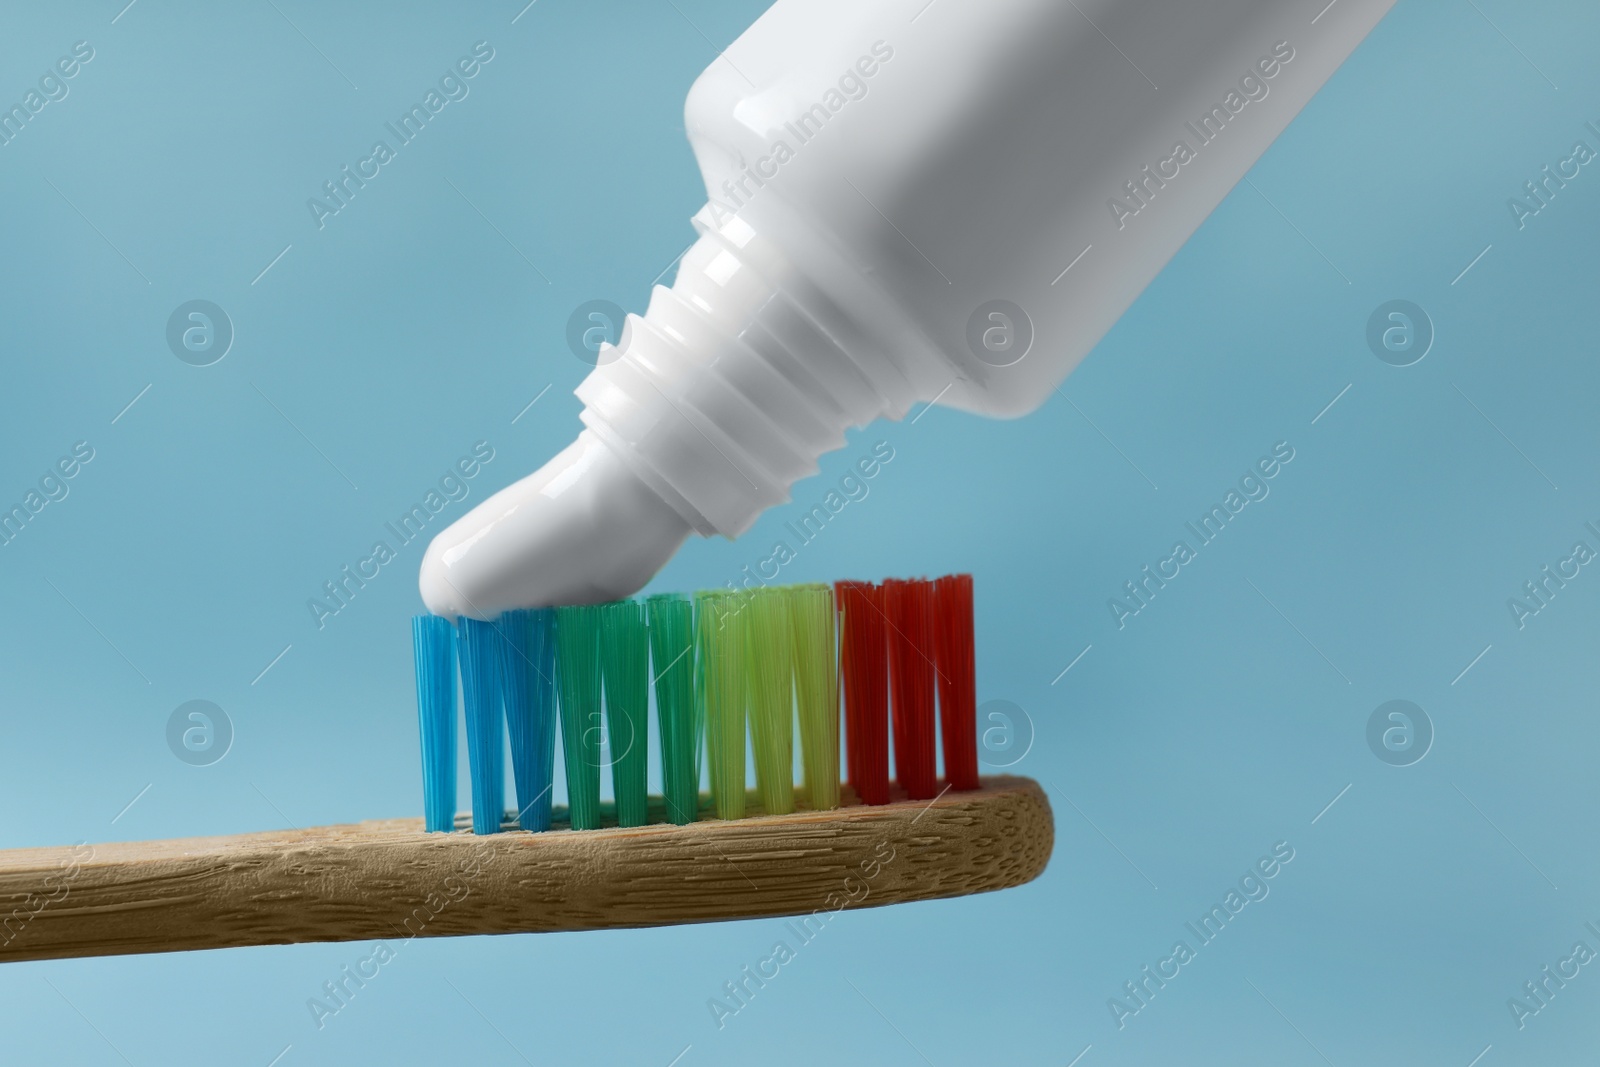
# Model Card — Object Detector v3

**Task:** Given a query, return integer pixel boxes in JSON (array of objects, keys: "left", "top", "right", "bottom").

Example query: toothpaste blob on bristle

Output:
[{"left": 418, "top": 430, "right": 692, "bottom": 618}]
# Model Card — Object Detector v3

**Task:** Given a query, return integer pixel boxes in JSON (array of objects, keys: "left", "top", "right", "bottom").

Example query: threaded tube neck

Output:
[{"left": 577, "top": 218, "right": 913, "bottom": 538}]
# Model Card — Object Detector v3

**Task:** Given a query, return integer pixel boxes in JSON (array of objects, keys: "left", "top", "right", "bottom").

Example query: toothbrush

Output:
[{"left": 0, "top": 576, "right": 1053, "bottom": 962}]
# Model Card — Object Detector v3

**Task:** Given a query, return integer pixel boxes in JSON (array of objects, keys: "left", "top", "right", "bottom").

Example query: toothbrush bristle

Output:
[
  {"left": 885, "top": 577, "right": 939, "bottom": 800},
  {"left": 415, "top": 572, "right": 981, "bottom": 831},
  {"left": 555, "top": 605, "right": 604, "bottom": 831},
  {"left": 599, "top": 600, "right": 650, "bottom": 827},
  {"left": 456, "top": 616, "right": 506, "bottom": 834},
  {"left": 498, "top": 608, "right": 557, "bottom": 830},
  {"left": 934, "top": 574, "right": 980, "bottom": 791},
  {"left": 646, "top": 593, "right": 699, "bottom": 825},
  {"left": 789, "top": 584, "right": 840, "bottom": 811},
  {"left": 837, "top": 580, "right": 890, "bottom": 805},
  {"left": 697, "top": 590, "right": 747, "bottom": 820},
  {"left": 744, "top": 588, "right": 796, "bottom": 816},
  {"left": 411, "top": 615, "right": 458, "bottom": 833}
]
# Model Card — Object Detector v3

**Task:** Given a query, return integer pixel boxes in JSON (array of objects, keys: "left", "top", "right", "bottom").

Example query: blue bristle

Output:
[
  {"left": 497, "top": 608, "right": 557, "bottom": 831},
  {"left": 411, "top": 615, "right": 458, "bottom": 833},
  {"left": 456, "top": 616, "right": 506, "bottom": 834}
]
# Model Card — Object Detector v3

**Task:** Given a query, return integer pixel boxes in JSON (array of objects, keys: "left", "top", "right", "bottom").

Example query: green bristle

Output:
[
  {"left": 599, "top": 600, "right": 650, "bottom": 828},
  {"left": 555, "top": 604, "right": 603, "bottom": 830},
  {"left": 696, "top": 590, "right": 747, "bottom": 820},
  {"left": 743, "top": 587, "right": 795, "bottom": 816},
  {"left": 788, "top": 583, "right": 840, "bottom": 811},
  {"left": 692, "top": 601, "right": 708, "bottom": 789},
  {"left": 647, "top": 593, "right": 700, "bottom": 825}
]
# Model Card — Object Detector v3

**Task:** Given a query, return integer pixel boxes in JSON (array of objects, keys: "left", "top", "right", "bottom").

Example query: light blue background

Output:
[{"left": 1, "top": 1, "right": 1597, "bottom": 1063}]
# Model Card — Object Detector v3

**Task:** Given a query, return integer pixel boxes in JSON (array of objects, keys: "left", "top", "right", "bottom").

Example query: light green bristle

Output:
[
  {"left": 788, "top": 583, "right": 840, "bottom": 810},
  {"left": 555, "top": 604, "right": 603, "bottom": 830},
  {"left": 599, "top": 600, "right": 650, "bottom": 828},
  {"left": 743, "top": 587, "right": 795, "bottom": 816},
  {"left": 647, "top": 593, "right": 700, "bottom": 825},
  {"left": 696, "top": 590, "right": 747, "bottom": 820}
]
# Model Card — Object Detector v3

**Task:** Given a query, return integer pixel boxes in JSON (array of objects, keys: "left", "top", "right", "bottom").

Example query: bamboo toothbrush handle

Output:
[{"left": 0, "top": 776, "right": 1052, "bottom": 963}]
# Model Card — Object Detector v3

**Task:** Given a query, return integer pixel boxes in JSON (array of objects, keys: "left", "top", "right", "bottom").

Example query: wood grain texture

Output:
[{"left": 0, "top": 776, "right": 1051, "bottom": 963}]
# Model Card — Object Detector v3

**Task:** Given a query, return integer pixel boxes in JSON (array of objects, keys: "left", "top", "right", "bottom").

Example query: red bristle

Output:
[
  {"left": 933, "top": 573, "right": 980, "bottom": 790},
  {"left": 884, "top": 577, "right": 938, "bottom": 800},
  {"left": 838, "top": 584, "right": 860, "bottom": 793},
  {"left": 836, "top": 580, "right": 890, "bottom": 806}
]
